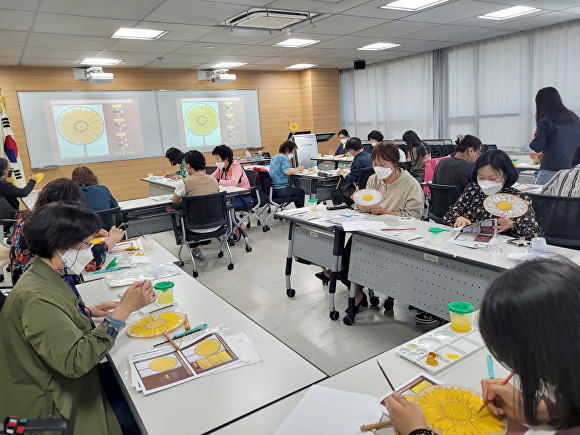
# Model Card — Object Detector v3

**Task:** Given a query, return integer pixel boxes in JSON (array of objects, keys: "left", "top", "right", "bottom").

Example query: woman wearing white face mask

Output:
[
  {"left": 443, "top": 150, "right": 540, "bottom": 238},
  {"left": 269, "top": 140, "right": 306, "bottom": 208},
  {"left": 210, "top": 145, "right": 251, "bottom": 208},
  {"left": 331, "top": 129, "right": 350, "bottom": 155}
]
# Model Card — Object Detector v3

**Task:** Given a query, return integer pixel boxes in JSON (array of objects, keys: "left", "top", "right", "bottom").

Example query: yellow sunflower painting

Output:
[
  {"left": 417, "top": 385, "right": 506, "bottom": 435},
  {"left": 127, "top": 312, "right": 185, "bottom": 338}
]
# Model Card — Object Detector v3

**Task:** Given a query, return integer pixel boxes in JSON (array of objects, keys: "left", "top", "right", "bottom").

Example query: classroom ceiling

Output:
[{"left": 1, "top": 0, "right": 580, "bottom": 71}]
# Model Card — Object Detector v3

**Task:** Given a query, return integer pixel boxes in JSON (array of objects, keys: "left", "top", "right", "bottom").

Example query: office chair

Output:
[
  {"left": 0, "top": 198, "right": 20, "bottom": 284},
  {"left": 357, "top": 167, "right": 375, "bottom": 190},
  {"left": 528, "top": 193, "right": 580, "bottom": 249},
  {"left": 254, "top": 171, "right": 304, "bottom": 232},
  {"left": 235, "top": 170, "right": 265, "bottom": 231},
  {"left": 95, "top": 207, "right": 122, "bottom": 230},
  {"left": 422, "top": 183, "right": 461, "bottom": 224},
  {"left": 169, "top": 192, "right": 233, "bottom": 277}
]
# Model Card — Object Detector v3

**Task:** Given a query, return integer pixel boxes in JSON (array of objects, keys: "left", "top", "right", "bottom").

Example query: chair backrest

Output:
[
  {"left": 423, "top": 139, "right": 446, "bottom": 146},
  {"left": 363, "top": 143, "right": 373, "bottom": 154},
  {"left": 528, "top": 193, "right": 580, "bottom": 248},
  {"left": 181, "top": 192, "right": 228, "bottom": 231},
  {"left": 96, "top": 207, "right": 122, "bottom": 230},
  {"left": 424, "top": 183, "right": 461, "bottom": 220},
  {"left": 255, "top": 170, "right": 274, "bottom": 199},
  {"left": 246, "top": 169, "right": 267, "bottom": 205},
  {"left": 482, "top": 144, "right": 497, "bottom": 152},
  {"left": 205, "top": 166, "right": 217, "bottom": 175},
  {"left": 0, "top": 198, "right": 15, "bottom": 220},
  {"left": 245, "top": 169, "right": 258, "bottom": 187},
  {"left": 357, "top": 167, "right": 375, "bottom": 189}
]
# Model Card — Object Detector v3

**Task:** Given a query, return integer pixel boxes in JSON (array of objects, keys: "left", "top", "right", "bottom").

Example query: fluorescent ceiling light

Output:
[
  {"left": 381, "top": 0, "right": 450, "bottom": 11},
  {"left": 478, "top": 6, "right": 540, "bottom": 20},
  {"left": 211, "top": 62, "right": 246, "bottom": 68},
  {"left": 111, "top": 27, "right": 168, "bottom": 40},
  {"left": 357, "top": 42, "right": 400, "bottom": 51},
  {"left": 80, "top": 58, "right": 121, "bottom": 66},
  {"left": 274, "top": 38, "right": 319, "bottom": 48},
  {"left": 285, "top": 63, "right": 317, "bottom": 69}
]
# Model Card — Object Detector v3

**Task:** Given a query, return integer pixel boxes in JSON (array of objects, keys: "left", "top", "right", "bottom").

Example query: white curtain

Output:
[
  {"left": 340, "top": 19, "right": 580, "bottom": 152},
  {"left": 339, "top": 52, "right": 435, "bottom": 142}
]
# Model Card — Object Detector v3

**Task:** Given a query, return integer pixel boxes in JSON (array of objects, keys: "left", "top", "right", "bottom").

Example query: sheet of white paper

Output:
[
  {"left": 342, "top": 220, "right": 388, "bottom": 232},
  {"left": 275, "top": 385, "right": 385, "bottom": 435}
]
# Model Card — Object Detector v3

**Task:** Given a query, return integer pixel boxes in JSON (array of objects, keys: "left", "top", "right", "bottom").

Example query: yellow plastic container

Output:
[
  {"left": 154, "top": 281, "right": 174, "bottom": 305},
  {"left": 448, "top": 301, "right": 474, "bottom": 333},
  {"left": 308, "top": 198, "right": 318, "bottom": 211}
]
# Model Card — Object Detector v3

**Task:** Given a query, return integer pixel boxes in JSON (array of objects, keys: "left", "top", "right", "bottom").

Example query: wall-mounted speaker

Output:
[{"left": 354, "top": 60, "right": 366, "bottom": 70}]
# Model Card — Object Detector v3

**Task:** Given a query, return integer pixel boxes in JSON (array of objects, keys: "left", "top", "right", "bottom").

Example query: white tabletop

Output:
[
  {"left": 139, "top": 178, "right": 248, "bottom": 194},
  {"left": 78, "top": 266, "right": 326, "bottom": 434},
  {"left": 312, "top": 155, "right": 353, "bottom": 162},
  {"left": 514, "top": 163, "right": 540, "bottom": 170}
]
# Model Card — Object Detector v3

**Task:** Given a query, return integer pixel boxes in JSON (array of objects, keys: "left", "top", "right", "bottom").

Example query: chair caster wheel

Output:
[
  {"left": 218, "top": 252, "right": 224, "bottom": 258},
  {"left": 175, "top": 260, "right": 185, "bottom": 267},
  {"left": 247, "top": 223, "right": 251, "bottom": 229},
  {"left": 286, "top": 288, "right": 295, "bottom": 297},
  {"left": 370, "top": 296, "right": 380, "bottom": 307},
  {"left": 245, "top": 245, "right": 252, "bottom": 252},
  {"left": 384, "top": 299, "right": 394, "bottom": 312},
  {"left": 228, "top": 240, "right": 235, "bottom": 246},
  {"left": 227, "top": 263, "right": 234, "bottom": 270},
  {"left": 263, "top": 225, "right": 270, "bottom": 232},
  {"left": 193, "top": 271, "right": 199, "bottom": 278},
  {"left": 0, "top": 274, "right": 4, "bottom": 282},
  {"left": 329, "top": 310, "right": 339, "bottom": 321},
  {"left": 343, "top": 316, "right": 355, "bottom": 326}
]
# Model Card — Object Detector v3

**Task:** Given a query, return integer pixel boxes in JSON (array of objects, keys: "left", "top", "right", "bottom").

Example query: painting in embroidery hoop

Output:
[
  {"left": 127, "top": 312, "right": 185, "bottom": 338},
  {"left": 483, "top": 193, "right": 528, "bottom": 218},
  {"left": 353, "top": 188, "right": 382, "bottom": 207}
]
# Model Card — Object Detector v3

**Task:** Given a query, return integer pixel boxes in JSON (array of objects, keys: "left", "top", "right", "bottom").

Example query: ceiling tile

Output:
[
  {"left": 138, "top": 22, "right": 216, "bottom": 41},
  {"left": 144, "top": 0, "right": 249, "bottom": 25},
  {"left": 338, "top": 0, "right": 414, "bottom": 19},
  {"left": 175, "top": 42, "right": 250, "bottom": 55},
  {"left": 196, "top": 27, "right": 281, "bottom": 45},
  {"left": 258, "top": 31, "right": 338, "bottom": 46},
  {"left": 316, "top": 35, "right": 392, "bottom": 49},
  {"left": 38, "top": 0, "right": 164, "bottom": 19},
  {"left": 19, "top": 58, "right": 83, "bottom": 67},
  {"left": 524, "top": 0, "right": 580, "bottom": 11},
  {"left": 148, "top": 53, "right": 219, "bottom": 64},
  {"left": 403, "top": 0, "right": 509, "bottom": 24},
  {"left": 263, "top": 0, "right": 365, "bottom": 14},
  {"left": 22, "top": 46, "right": 101, "bottom": 60},
  {"left": 107, "top": 39, "right": 189, "bottom": 53},
  {"left": 491, "top": 11, "right": 579, "bottom": 31},
  {"left": 403, "top": 24, "right": 483, "bottom": 40},
  {"left": 308, "top": 14, "right": 387, "bottom": 35},
  {"left": 0, "top": 30, "right": 28, "bottom": 46},
  {"left": 27, "top": 33, "right": 112, "bottom": 50},
  {"left": 0, "top": 58, "right": 20, "bottom": 65},
  {"left": 33, "top": 13, "right": 137, "bottom": 37},
  {"left": 352, "top": 20, "right": 437, "bottom": 38},
  {"left": 0, "top": 0, "right": 40, "bottom": 12},
  {"left": 0, "top": 9, "right": 35, "bottom": 31},
  {"left": 441, "top": 27, "right": 517, "bottom": 43},
  {"left": 0, "top": 46, "right": 24, "bottom": 57}
]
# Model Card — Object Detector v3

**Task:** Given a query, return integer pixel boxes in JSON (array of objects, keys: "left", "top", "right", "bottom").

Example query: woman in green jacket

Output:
[{"left": 0, "top": 202, "right": 156, "bottom": 434}]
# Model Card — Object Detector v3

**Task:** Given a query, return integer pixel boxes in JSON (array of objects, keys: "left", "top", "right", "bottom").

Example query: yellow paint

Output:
[
  {"left": 363, "top": 194, "right": 373, "bottom": 201},
  {"left": 496, "top": 201, "right": 513, "bottom": 211},
  {"left": 446, "top": 353, "right": 460, "bottom": 360},
  {"left": 149, "top": 356, "right": 178, "bottom": 372}
]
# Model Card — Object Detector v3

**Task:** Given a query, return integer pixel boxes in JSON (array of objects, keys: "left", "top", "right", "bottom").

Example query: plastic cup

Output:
[
  {"left": 308, "top": 198, "right": 318, "bottom": 211},
  {"left": 141, "top": 234, "right": 154, "bottom": 250},
  {"left": 154, "top": 281, "right": 174, "bottom": 305},
  {"left": 448, "top": 301, "right": 474, "bottom": 332},
  {"left": 147, "top": 172, "right": 153, "bottom": 179},
  {"left": 313, "top": 166, "right": 318, "bottom": 173},
  {"left": 428, "top": 227, "right": 446, "bottom": 246},
  {"left": 258, "top": 151, "right": 263, "bottom": 156}
]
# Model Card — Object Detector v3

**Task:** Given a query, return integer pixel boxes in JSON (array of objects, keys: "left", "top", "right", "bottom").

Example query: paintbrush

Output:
[
  {"left": 162, "top": 331, "right": 180, "bottom": 351},
  {"left": 360, "top": 420, "right": 392, "bottom": 431},
  {"left": 477, "top": 372, "right": 514, "bottom": 414},
  {"left": 376, "top": 360, "right": 395, "bottom": 391}
]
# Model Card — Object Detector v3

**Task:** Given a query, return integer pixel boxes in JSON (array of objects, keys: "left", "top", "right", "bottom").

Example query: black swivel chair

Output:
[
  {"left": 363, "top": 143, "right": 374, "bottom": 154},
  {"left": 528, "top": 193, "right": 580, "bottom": 249},
  {"left": 235, "top": 170, "right": 265, "bottom": 231},
  {"left": 0, "top": 198, "right": 21, "bottom": 284},
  {"left": 205, "top": 166, "right": 217, "bottom": 175},
  {"left": 254, "top": 171, "right": 304, "bottom": 231},
  {"left": 422, "top": 183, "right": 461, "bottom": 223},
  {"left": 170, "top": 192, "right": 233, "bottom": 277},
  {"left": 96, "top": 207, "right": 122, "bottom": 230},
  {"left": 357, "top": 167, "right": 375, "bottom": 190}
]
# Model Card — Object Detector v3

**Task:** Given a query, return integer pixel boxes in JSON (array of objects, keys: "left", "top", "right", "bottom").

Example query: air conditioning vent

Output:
[{"left": 224, "top": 8, "right": 317, "bottom": 30}]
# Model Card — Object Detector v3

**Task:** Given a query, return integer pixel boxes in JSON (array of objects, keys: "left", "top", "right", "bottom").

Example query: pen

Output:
[
  {"left": 381, "top": 228, "right": 416, "bottom": 232},
  {"left": 487, "top": 354, "right": 495, "bottom": 379},
  {"left": 92, "top": 267, "right": 120, "bottom": 275},
  {"left": 339, "top": 213, "right": 352, "bottom": 218},
  {"left": 153, "top": 323, "right": 209, "bottom": 347}
]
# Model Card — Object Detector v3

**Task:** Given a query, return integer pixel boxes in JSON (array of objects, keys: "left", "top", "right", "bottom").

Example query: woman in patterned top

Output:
[
  {"left": 443, "top": 150, "right": 540, "bottom": 240},
  {"left": 9, "top": 178, "right": 125, "bottom": 285}
]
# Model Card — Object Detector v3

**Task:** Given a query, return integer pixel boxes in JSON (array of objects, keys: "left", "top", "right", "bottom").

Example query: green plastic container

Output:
[{"left": 448, "top": 301, "right": 474, "bottom": 332}]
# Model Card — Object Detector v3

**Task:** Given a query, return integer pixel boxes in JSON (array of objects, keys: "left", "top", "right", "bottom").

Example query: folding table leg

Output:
[{"left": 285, "top": 222, "right": 296, "bottom": 297}]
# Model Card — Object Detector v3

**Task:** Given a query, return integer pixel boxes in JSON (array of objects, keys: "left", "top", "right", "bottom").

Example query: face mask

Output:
[
  {"left": 7, "top": 169, "right": 12, "bottom": 178},
  {"left": 59, "top": 245, "right": 94, "bottom": 276},
  {"left": 370, "top": 141, "right": 377, "bottom": 147},
  {"left": 374, "top": 166, "right": 392, "bottom": 180},
  {"left": 478, "top": 179, "right": 503, "bottom": 196},
  {"left": 340, "top": 138, "right": 347, "bottom": 144},
  {"left": 216, "top": 162, "right": 225, "bottom": 170},
  {"left": 287, "top": 153, "right": 294, "bottom": 160}
]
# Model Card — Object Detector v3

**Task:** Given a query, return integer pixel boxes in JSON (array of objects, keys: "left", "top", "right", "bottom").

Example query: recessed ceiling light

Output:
[
  {"left": 211, "top": 62, "right": 247, "bottom": 68},
  {"left": 381, "top": 0, "right": 451, "bottom": 11},
  {"left": 357, "top": 42, "right": 400, "bottom": 51},
  {"left": 274, "top": 38, "right": 320, "bottom": 48},
  {"left": 111, "top": 27, "right": 168, "bottom": 40},
  {"left": 478, "top": 6, "right": 540, "bottom": 20},
  {"left": 286, "top": 63, "right": 317, "bottom": 69},
  {"left": 80, "top": 58, "right": 121, "bottom": 66}
]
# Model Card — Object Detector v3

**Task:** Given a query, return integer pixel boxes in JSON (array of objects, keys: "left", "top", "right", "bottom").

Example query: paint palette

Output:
[{"left": 396, "top": 327, "right": 485, "bottom": 373}]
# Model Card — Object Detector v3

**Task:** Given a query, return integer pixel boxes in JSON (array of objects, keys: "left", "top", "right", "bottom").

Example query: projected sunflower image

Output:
[
  {"left": 185, "top": 103, "right": 219, "bottom": 136},
  {"left": 417, "top": 386, "right": 506, "bottom": 435},
  {"left": 57, "top": 107, "right": 104, "bottom": 145}
]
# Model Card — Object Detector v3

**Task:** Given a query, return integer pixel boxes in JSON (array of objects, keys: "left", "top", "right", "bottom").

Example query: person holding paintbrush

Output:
[{"left": 382, "top": 258, "right": 580, "bottom": 434}]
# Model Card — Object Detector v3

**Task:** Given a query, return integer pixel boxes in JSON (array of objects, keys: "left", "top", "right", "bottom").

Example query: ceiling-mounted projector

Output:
[
  {"left": 85, "top": 66, "right": 114, "bottom": 83},
  {"left": 211, "top": 69, "right": 236, "bottom": 83}
]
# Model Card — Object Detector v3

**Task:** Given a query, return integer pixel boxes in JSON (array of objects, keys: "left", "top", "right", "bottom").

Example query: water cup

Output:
[
  {"left": 147, "top": 172, "right": 154, "bottom": 179},
  {"left": 154, "top": 281, "right": 174, "bottom": 305},
  {"left": 428, "top": 227, "right": 446, "bottom": 246},
  {"left": 258, "top": 151, "right": 263, "bottom": 157},
  {"left": 313, "top": 165, "right": 318, "bottom": 173},
  {"left": 141, "top": 234, "right": 154, "bottom": 250},
  {"left": 308, "top": 198, "right": 318, "bottom": 211},
  {"left": 448, "top": 301, "right": 474, "bottom": 333}
]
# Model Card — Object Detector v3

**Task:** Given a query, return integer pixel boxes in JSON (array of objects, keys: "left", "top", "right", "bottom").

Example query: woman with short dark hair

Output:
[
  {"left": 383, "top": 258, "right": 580, "bottom": 434},
  {"left": 443, "top": 149, "right": 540, "bottom": 239},
  {"left": 71, "top": 166, "right": 118, "bottom": 212},
  {"left": 367, "top": 130, "right": 384, "bottom": 146},
  {"left": 268, "top": 140, "right": 306, "bottom": 208},
  {"left": 211, "top": 144, "right": 250, "bottom": 191},
  {"left": 0, "top": 202, "right": 156, "bottom": 435},
  {"left": 164, "top": 147, "right": 187, "bottom": 179},
  {"left": 332, "top": 128, "right": 350, "bottom": 155},
  {"left": 0, "top": 157, "right": 37, "bottom": 209},
  {"left": 529, "top": 87, "right": 580, "bottom": 184}
]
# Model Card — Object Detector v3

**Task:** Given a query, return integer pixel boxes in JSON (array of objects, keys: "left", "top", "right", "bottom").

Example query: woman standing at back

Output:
[{"left": 529, "top": 87, "right": 580, "bottom": 185}]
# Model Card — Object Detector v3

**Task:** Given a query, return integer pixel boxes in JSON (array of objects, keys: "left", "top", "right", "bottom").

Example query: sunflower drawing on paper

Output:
[
  {"left": 417, "top": 385, "right": 506, "bottom": 435},
  {"left": 127, "top": 312, "right": 185, "bottom": 338}
]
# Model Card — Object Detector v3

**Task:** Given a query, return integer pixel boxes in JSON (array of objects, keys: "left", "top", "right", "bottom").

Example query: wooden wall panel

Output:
[{"left": 0, "top": 66, "right": 340, "bottom": 201}]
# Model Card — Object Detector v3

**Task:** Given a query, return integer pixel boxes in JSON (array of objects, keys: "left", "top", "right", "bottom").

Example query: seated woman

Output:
[
  {"left": 316, "top": 143, "right": 423, "bottom": 311},
  {"left": 432, "top": 134, "right": 482, "bottom": 193},
  {"left": 0, "top": 157, "right": 37, "bottom": 209},
  {"left": 384, "top": 258, "right": 580, "bottom": 434},
  {"left": 72, "top": 166, "right": 118, "bottom": 212},
  {"left": 211, "top": 144, "right": 251, "bottom": 206},
  {"left": 332, "top": 129, "right": 350, "bottom": 155},
  {"left": 164, "top": 147, "right": 187, "bottom": 179},
  {"left": 443, "top": 150, "right": 540, "bottom": 239},
  {"left": 541, "top": 145, "right": 580, "bottom": 197},
  {"left": 9, "top": 178, "right": 125, "bottom": 285},
  {"left": 403, "top": 130, "right": 431, "bottom": 182},
  {"left": 269, "top": 140, "right": 305, "bottom": 209},
  {"left": 0, "top": 201, "right": 156, "bottom": 435}
]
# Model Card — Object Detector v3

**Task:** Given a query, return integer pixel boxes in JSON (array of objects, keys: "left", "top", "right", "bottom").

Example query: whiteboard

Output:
[{"left": 293, "top": 134, "right": 319, "bottom": 168}]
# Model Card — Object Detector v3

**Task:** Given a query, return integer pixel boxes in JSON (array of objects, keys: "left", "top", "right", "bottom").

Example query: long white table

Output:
[{"left": 77, "top": 253, "right": 326, "bottom": 434}]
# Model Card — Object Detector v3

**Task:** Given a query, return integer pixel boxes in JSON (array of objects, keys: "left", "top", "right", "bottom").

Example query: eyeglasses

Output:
[{"left": 474, "top": 244, "right": 502, "bottom": 255}]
